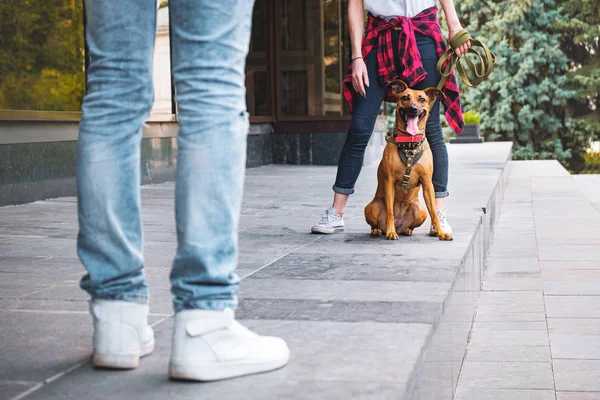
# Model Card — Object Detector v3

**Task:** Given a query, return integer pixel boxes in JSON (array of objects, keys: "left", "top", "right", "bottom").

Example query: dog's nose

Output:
[{"left": 410, "top": 104, "right": 419, "bottom": 112}]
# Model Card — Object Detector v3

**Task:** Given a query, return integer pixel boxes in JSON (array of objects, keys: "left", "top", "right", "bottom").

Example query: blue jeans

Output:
[
  {"left": 77, "top": 0, "right": 254, "bottom": 312},
  {"left": 333, "top": 32, "right": 450, "bottom": 198}
]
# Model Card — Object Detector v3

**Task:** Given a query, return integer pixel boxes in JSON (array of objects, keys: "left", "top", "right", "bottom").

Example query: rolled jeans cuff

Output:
[
  {"left": 332, "top": 185, "right": 355, "bottom": 195},
  {"left": 435, "top": 190, "right": 449, "bottom": 199},
  {"left": 90, "top": 292, "right": 149, "bottom": 305},
  {"left": 173, "top": 299, "right": 238, "bottom": 313}
]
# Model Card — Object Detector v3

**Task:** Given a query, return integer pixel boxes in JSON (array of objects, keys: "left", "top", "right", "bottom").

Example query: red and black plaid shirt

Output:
[{"left": 342, "top": 6, "right": 464, "bottom": 133}]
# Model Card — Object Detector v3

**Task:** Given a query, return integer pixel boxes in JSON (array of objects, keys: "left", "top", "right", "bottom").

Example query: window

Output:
[
  {"left": 246, "top": 0, "right": 273, "bottom": 118},
  {"left": 0, "top": 0, "right": 85, "bottom": 112},
  {"left": 278, "top": 0, "right": 350, "bottom": 117}
]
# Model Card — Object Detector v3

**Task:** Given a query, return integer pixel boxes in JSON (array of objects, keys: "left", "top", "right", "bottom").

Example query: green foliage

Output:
[
  {"left": 456, "top": 0, "right": 599, "bottom": 171},
  {"left": 0, "top": 0, "right": 84, "bottom": 111},
  {"left": 463, "top": 110, "right": 481, "bottom": 125},
  {"left": 581, "top": 151, "right": 600, "bottom": 174}
]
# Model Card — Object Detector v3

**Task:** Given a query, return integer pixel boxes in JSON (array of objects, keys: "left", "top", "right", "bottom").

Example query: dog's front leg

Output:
[
  {"left": 422, "top": 178, "right": 453, "bottom": 241},
  {"left": 384, "top": 176, "right": 398, "bottom": 240}
]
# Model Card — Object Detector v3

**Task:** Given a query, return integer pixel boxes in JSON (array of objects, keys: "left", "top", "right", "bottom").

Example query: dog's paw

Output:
[
  {"left": 386, "top": 231, "right": 399, "bottom": 240},
  {"left": 371, "top": 228, "right": 383, "bottom": 236},
  {"left": 400, "top": 228, "right": 413, "bottom": 236},
  {"left": 437, "top": 232, "right": 453, "bottom": 241}
]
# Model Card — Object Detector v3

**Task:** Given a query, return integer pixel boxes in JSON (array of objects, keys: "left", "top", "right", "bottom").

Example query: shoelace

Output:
[
  {"left": 319, "top": 208, "right": 339, "bottom": 226},
  {"left": 438, "top": 210, "right": 447, "bottom": 225}
]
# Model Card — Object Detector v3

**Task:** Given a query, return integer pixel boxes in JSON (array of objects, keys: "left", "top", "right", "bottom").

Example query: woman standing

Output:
[{"left": 311, "top": 0, "right": 470, "bottom": 235}]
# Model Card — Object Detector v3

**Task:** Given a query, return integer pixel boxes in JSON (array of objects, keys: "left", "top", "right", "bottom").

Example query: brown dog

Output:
[{"left": 364, "top": 80, "right": 453, "bottom": 241}]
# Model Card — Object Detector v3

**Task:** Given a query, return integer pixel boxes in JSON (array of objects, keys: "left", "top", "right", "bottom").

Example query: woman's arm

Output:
[
  {"left": 348, "top": 0, "right": 368, "bottom": 96},
  {"left": 438, "top": 0, "right": 471, "bottom": 57}
]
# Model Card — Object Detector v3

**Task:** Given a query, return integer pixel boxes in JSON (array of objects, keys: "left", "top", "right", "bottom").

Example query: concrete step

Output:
[{"left": 0, "top": 143, "right": 513, "bottom": 400}]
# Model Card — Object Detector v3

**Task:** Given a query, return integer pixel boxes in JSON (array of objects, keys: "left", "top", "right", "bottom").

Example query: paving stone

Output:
[
  {"left": 0, "top": 381, "right": 39, "bottom": 400},
  {"left": 478, "top": 291, "right": 543, "bottom": 305},
  {"left": 239, "top": 278, "right": 451, "bottom": 303},
  {"left": 482, "top": 276, "right": 543, "bottom": 291},
  {"left": 541, "top": 261, "right": 600, "bottom": 271},
  {"left": 250, "top": 253, "right": 458, "bottom": 282},
  {"left": 457, "top": 362, "right": 554, "bottom": 390},
  {"left": 455, "top": 388, "right": 556, "bottom": 400},
  {"left": 545, "top": 296, "right": 600, "bottom": 318},
  {"left": 548, "top": 318, "right": 600, "bottom": 335},
  {"left": 543, "top": 281, "right": 600, "bottom": 295},
  {"left": 543, "top": 270, "right": 600, "bottom": 281},
  {"left": 472, "top": 321, "right": 548, "bottom": 331},
  {"left": 0, "top": 256, "right": 83, "bottom": 274},
  {"left": 550, "top": 333, "right": 600, "bottom": 360},
  {"left": 469, "top": 330, "right": 549, "bottom": 347},
  {"left": 0, "top": 284, "right": 56, "bottom": 300},
  {"left": 554, "top": 360, "right": 600, "bottom": 391},
  {"left": 237, "top": 298, "right": 441, "bottom": 324},
  {"left": 538, "top": 245, "right": 600, "bottom": 261},
  {"left": 486, "top": 257, "right": 539, "bottom": 272},
  {"left": 466, "top": 344, "right": 550, "bottom": 362},
  {"left": 0, "top": 311, "right": 90, "bottom": 383},
  {"left": 556, "top": 392, "right": 600, "bottom": 400}
]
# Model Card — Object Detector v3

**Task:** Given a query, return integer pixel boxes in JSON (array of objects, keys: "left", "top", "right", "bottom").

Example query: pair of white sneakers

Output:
[
  {"left": 311, "top": 206, "right": 453, "bottom": 236},
  {"left": 90, "top": 300, "right": 289, "bottom": 381}
]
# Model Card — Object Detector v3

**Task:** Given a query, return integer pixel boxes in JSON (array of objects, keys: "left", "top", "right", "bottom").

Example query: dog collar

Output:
[{"left": 392, "top": 126, "right": 424, "bottom": 144}]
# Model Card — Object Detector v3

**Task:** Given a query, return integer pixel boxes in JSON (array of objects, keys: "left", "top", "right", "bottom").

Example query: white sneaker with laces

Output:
[
  {"left": 168, "top": 308, "right": 290, "bottom": 382},
  {"left": 311, "top": 206, "right": 345, "bottom": 234},
  {"left": 90, "top": 300, "right": 155, "bottom": 369},
  {"left": 430, "top": 208, "right": 453, "bottom": 236}
]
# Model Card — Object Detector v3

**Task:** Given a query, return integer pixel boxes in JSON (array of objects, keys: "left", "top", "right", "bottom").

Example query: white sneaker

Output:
[
  {"left": 311, "top": 206, "right": 345, "bottom": 234},
  {"left": 430, "top": 208, "right": 453, "bottom": 236},
  {"left": 168, "top": 308, "right": 290, "bottom": 382},
  {"left": 90, "top": 300, "right": 155, "bottom": 369}
]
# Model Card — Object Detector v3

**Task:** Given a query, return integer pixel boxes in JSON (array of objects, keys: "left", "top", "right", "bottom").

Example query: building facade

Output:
[{"left": 0, "top": 0, "right": 386, "bottom": 206}]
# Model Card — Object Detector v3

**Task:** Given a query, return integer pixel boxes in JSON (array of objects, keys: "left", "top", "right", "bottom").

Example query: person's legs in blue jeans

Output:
[
  {"left": 168, "top": 1, "right": 288, "bottom": 382},
  {"left": 78, "top": 0, "right": 155, "bottom": 304},
  {"left": 78, "top": 0, "right": 289, "bottom": 378},
  {"left": 168, "top": 0, "right": 250, "bottom": 313},
  {"left": 333, "top": 49, "right": 387, "bottom": 196},
  {"left": 412, "top": 33, "right": 449, "bottom": 200},
  {"left": 77, "top": 0, "right": 157, "bottom": 370},
  {"left": 412, "top": 32, "right": 452, "bottom": 234},
  {"left": 311, "top": 49, "right": 386, "bottom": 234}
]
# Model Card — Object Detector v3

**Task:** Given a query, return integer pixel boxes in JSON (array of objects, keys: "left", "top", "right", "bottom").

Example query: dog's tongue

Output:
[{"left": 406, "top": 116, "right": 419, "bottom": 136}]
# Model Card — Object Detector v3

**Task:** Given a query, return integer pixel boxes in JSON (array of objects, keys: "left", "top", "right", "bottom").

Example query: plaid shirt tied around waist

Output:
[{"left": 342, "top": 6, "right": 464, "bottom": 133}]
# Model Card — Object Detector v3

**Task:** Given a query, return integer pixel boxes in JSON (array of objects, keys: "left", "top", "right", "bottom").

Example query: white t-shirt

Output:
[{"left": 364, "top": 0, "right": 435, "bottom": 18}]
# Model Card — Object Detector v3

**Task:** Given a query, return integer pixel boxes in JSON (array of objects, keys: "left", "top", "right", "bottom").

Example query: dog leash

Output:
[{"left": 435, "top": 29, "right": 495, "bottom": 93}]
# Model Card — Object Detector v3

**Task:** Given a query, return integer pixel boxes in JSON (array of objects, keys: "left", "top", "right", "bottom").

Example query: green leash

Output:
[{"left": 435, "top": 29, "right": 496, "bottom": 92}]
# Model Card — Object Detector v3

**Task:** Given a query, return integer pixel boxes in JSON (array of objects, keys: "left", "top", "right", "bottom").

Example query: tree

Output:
[
  {"left": 0, "top": 0, "right": 84, "bottom": 111},
  {"left": 556, "top": 0, "right": 600, "bottom": 171},
  {"left": 456, "top": 0, "right": 576, "bottom": 166}
]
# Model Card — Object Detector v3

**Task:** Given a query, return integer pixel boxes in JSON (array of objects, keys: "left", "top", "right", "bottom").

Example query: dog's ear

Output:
[
  {"left": 388, "top": 80, "right": 408, "bottom": 98},
  {"left": 424, "top": 88, "right": 444, "bottom": 101}
]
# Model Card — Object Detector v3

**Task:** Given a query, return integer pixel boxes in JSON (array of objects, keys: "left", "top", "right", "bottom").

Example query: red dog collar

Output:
[{"left": 394, "top": 127, "right": 424, "bottom": 143}]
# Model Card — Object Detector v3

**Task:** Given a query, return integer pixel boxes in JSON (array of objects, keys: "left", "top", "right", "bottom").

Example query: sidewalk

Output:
[
  {"left": 2, "top": 142, "right": 509, "bottom": 400},
  {"left": 456, "top": 163, "right": 600, "bottom": 399}
]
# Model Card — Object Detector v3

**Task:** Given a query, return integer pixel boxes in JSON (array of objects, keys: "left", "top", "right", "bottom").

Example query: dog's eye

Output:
[
  {"left": 418, "top": 97, "right": 427, "bottom": 103},
  {"left": 401, "top": 95, "right": 410, "bottom": 101}
]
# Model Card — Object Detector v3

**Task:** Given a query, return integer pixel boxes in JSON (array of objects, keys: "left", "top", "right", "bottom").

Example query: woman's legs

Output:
[
  {"left": 331, "top": 50, "right": 388, "bottom": 215},
  {"left": 412, "top": 33, "right": 450, "bottom": 209}
]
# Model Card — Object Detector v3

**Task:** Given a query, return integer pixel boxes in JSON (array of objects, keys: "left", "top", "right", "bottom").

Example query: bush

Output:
[
  {"left": 463, "top": 110, "right": 481, "bottom": 125},
  {"left": 581, "top": 151, "right": 600, "bottom": 174}
]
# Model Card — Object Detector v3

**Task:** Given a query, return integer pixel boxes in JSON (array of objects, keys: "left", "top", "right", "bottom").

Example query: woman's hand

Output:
[
  {"left": 351, "top": 57, "right": 369, "bottom": 97},
  {"left": 448, "top": 26, "right": 471, "bottom": 57}
]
